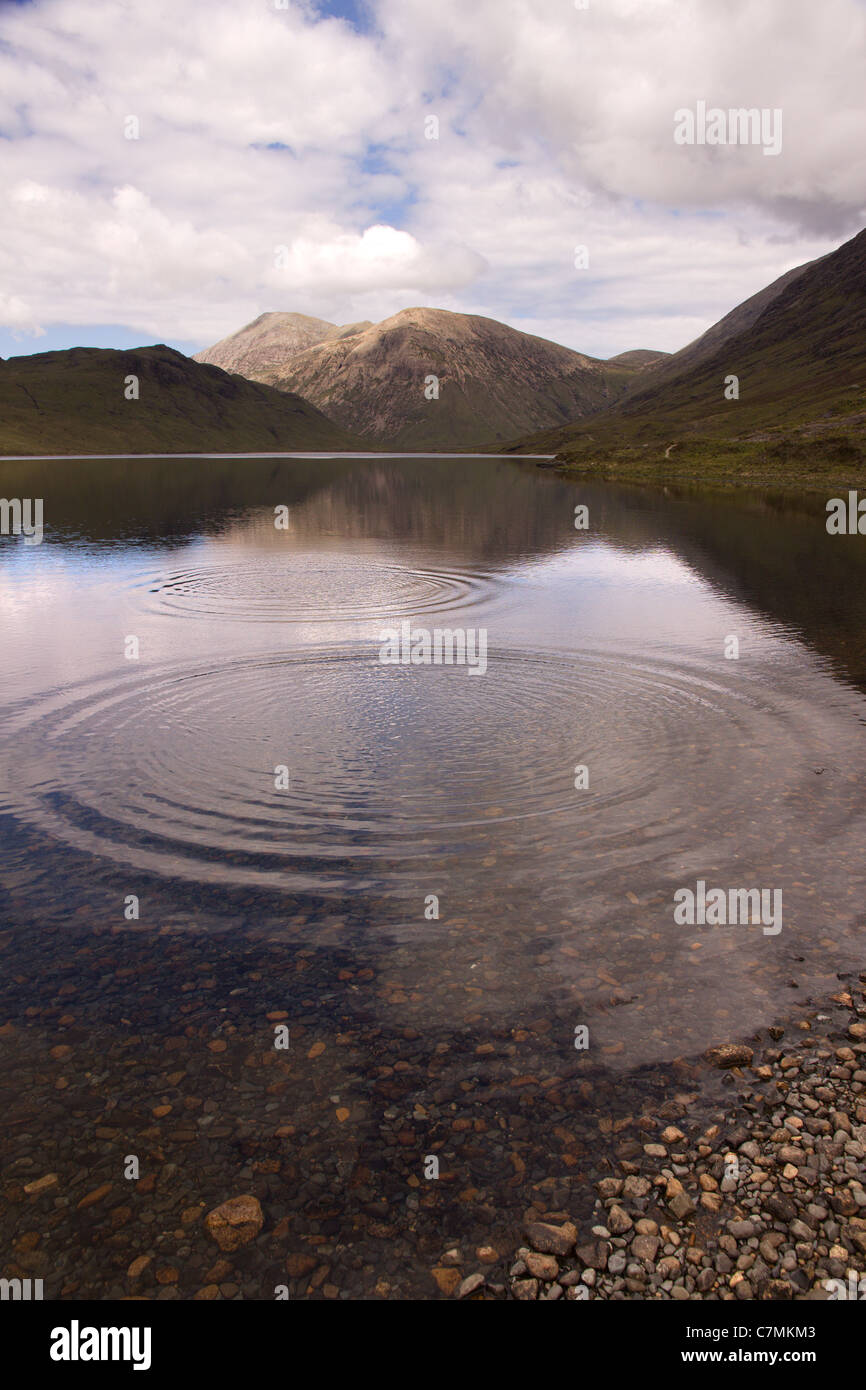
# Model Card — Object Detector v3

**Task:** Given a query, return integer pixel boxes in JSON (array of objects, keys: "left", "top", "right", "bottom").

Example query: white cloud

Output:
[
  {"left": 0, "top": 0, "right": 862, "bottom": 355},
  {"left": 378, "top": 0, "right": 866, "bottom": 223},
  {"left": 265, "top": 224, "right": 486, "bottom": 297},
  {"left": 0, "top": 292, "right": 43, "bottom": 335}
]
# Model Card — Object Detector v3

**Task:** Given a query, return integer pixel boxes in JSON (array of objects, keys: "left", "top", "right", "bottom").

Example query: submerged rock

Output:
[
  {"left": 205, "top": 1195, "right": 263, "bottom": 1251},
  {"left": 523, "top": 1220, "right": 577, "bottom": 1256},
  {"left": 705, "top": 1043, "right": 754, "bottom": 1069}
]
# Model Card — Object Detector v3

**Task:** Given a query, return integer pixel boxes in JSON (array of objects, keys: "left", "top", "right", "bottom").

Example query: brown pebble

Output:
[
  {"left": 23, "top": 1174, "right": 58, "bottom": 1197},
  {"left": 205, "top": 1194, "right": 264, "bottom": 1251},
  {"left": 77, "top": 1183, "right": 113, "bottom": 1210},
  {"left": 431, "top": 1266, "right": 461, "bottom": 1295}
]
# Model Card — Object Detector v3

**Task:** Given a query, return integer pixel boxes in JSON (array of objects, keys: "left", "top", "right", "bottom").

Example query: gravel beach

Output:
[{"left": 2, "top": 912, "right": 864, "bottom": 1301}]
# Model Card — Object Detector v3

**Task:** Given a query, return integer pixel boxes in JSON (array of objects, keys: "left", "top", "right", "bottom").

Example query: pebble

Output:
[
  {"left": 431, "top": 1267, "right": 461, "bottom": 1296},
  {"left": 204, "top": 1195, "right": 264, "bottom": 1252},
  {"left": 504, "top": 1000, "right": 866, "bottom": 1301},
  {"left": 607, "top": 1205, "right": 633, "bottom": 1234},
  {"left": 524, "top": 1252, "right": 558, "bottom": 1280},
  {"left": 705, "top": 1043, "right": 754, "bottom": 1069},
  {"left": 523, "top": 1221, "right": 577, "bottom": 1256}
]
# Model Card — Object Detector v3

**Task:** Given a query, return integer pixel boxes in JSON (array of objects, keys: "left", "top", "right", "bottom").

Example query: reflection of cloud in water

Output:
[
  {"left": 3, "top": 635, "right": 866, "bottom": 1070},
  {"left": 509, "top": 540, "right": 700, "bottom": 588},
  {"left": 2, "top": 456, "right": 866, "bottom": 1071}
]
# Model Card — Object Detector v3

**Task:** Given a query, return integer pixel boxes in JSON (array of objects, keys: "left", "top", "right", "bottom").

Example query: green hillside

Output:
[
  {"left": 506, "top": 226, "right": 866, "bottom": 491},
  {"left": 0, "top": 345, "right": 365, "bottom": 455}
]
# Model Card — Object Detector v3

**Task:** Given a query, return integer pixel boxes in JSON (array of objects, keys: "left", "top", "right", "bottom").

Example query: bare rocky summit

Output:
[
  {"left": 193, "top": 311, "right": 367, "bottom": 380},
  {"left": 196, "top": 306, "right": 653, "bottom": 449}
]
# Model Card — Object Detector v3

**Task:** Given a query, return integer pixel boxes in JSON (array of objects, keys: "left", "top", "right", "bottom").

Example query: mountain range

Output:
[
  {"left": 1, "top": 225, "right": 864, "bottom": 480},
  {"left": 195, "top": 307, "right": 667, "bottom": 449}
]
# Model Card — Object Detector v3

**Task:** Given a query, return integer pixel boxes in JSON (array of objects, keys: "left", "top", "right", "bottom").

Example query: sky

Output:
[{"left": 0, "top": 0, "right": 864, "bottom": 362}]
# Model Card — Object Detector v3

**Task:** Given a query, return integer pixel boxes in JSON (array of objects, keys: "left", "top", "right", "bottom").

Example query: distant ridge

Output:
[
  {"left": 506, "top": 225, "right": 866, "bottom": 467},
  {"left": 0, "top": 345, "right": 366, "bottom": 455},
  {"left": 607, "top": 349, "right": 671, "bottom": 369},
  {"left": 196, "top": 306, "right": 665, "bottom": 448}
]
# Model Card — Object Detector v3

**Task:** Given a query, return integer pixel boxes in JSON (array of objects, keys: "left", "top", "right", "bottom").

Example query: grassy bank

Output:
[{"left": 515, "top": 418, "right": 866, "bottom": 495}]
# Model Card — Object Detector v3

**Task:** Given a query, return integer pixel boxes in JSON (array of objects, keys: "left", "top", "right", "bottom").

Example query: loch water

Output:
[{"left": 1, "top": 454, "right": 865, "bottom": 1296}]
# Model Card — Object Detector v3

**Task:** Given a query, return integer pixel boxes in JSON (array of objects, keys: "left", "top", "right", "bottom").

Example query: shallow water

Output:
[
  {"left": 4, "top": 455, "right": 866, "bottom": 1297},
  {"left": 2, "top": 455, "right": 866, "bottom": 1070}
]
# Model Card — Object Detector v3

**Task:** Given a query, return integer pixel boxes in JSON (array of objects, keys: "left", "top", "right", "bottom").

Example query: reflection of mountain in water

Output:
[
  {"left": 576, "top": 482, "right": 866, "bottom": 697},
  {"left": 3, "top": 453, "right": 865, "bottom": 690},
  {"left": 2, "top": 453, "right": 866, "bottom": 1070}
]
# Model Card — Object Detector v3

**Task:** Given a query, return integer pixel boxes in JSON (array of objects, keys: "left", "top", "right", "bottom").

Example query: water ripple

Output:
[
  {"left": 1, "top": 644, "right": 855, "bottom": 898},
  {"left": 129, "top": 555, "right": 502, "bottom": 624}
]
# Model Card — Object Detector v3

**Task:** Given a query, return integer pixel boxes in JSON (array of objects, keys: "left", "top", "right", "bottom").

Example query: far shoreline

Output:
[
  {"left": 521, "top": 439, "right": 866, "bottom": 496},
  {"left": 3, "top": 444, "right": 865, "bottom": 497},
  {"left": 0, "top": 451, "right": 557, "bottom": 462}
]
